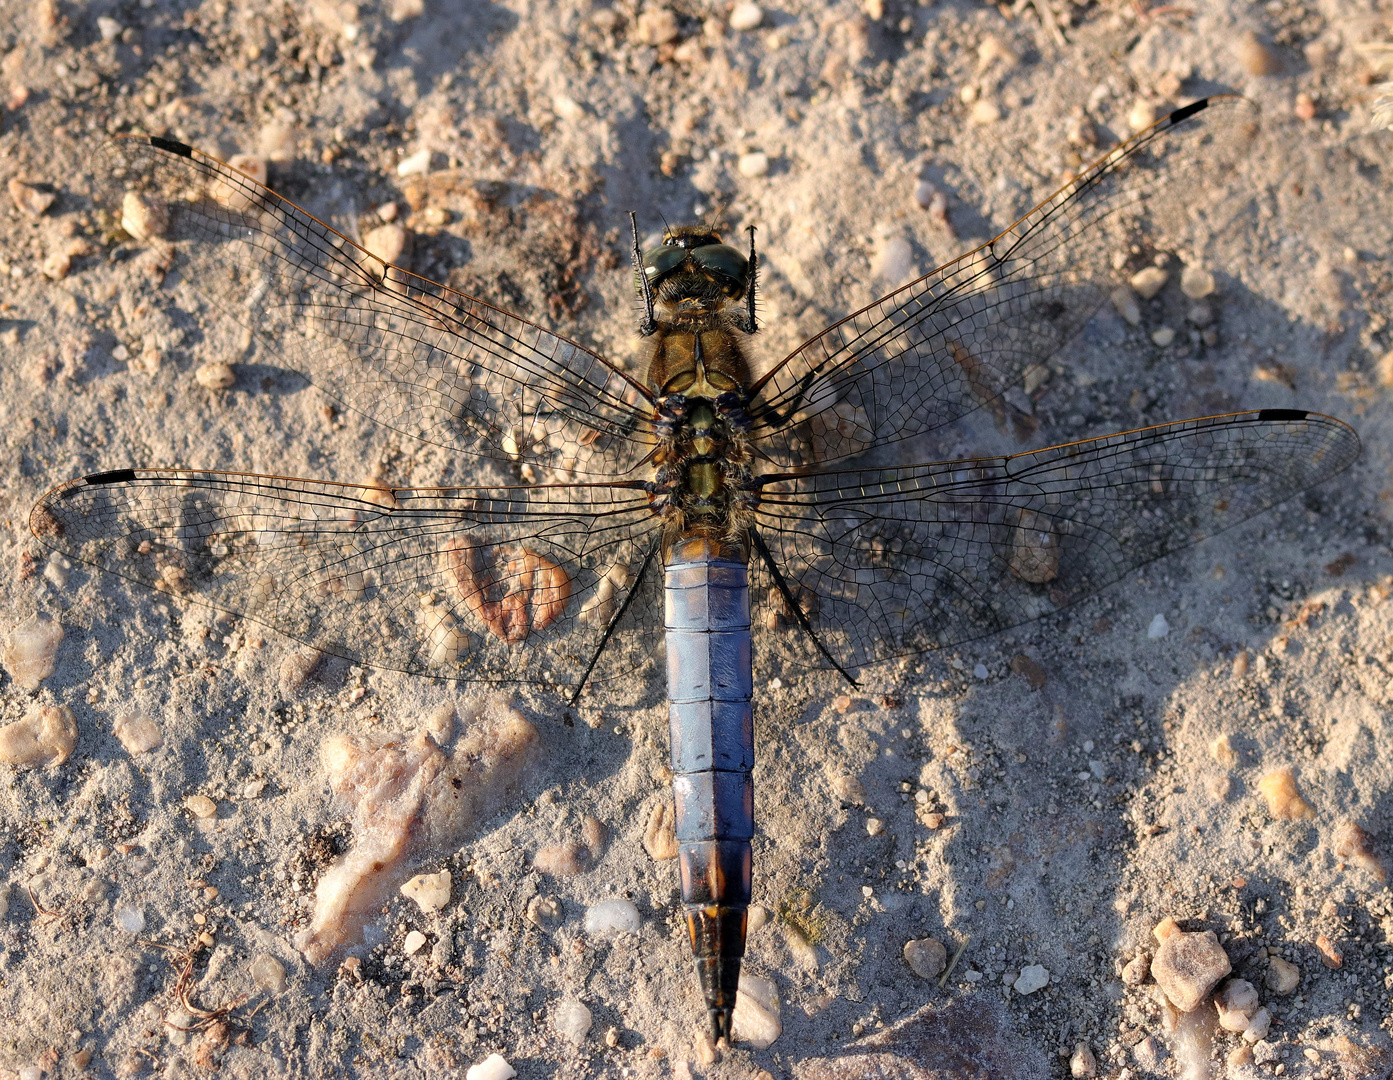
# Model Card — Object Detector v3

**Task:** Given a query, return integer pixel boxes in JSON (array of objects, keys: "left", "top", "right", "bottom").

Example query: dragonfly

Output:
[{"left": 30, "top": 95, "right": 1359, "bottom": 1042}]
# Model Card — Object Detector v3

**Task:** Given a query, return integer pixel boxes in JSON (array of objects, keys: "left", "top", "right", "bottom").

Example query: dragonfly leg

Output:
[
  {"left": 738, "top": 225, "right": 758, "bottom": 335},
  {"left": 629, "top": 211, "right": 658, "bottom": 336}
]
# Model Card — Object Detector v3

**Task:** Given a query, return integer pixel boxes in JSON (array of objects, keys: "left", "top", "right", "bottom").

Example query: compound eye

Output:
[
  {"left": 689, "top": 243, "right": 749, "bottom": 290},
  {"left": 642, "top": 244, "right": 687, "bottom": 280}
]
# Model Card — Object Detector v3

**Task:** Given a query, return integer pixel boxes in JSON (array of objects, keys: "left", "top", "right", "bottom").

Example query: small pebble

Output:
[
  {"left": 1147, "top": 613, "right": 1169, "bottom": 639},
  {"left": 465, "top": 1054, "right": 516, "bottom": 1080},
  {"left": 195, "top": 362, "right": 236, "bottom": 390},
  {"left": 1150, "top": 926, "right": 1231, "bottom": 1011},
  {"left": 584, "top": 899, "right": 640, "bottom": 936},
  {"left": 903, "top": 937, "right": 947, "bottom": 979},
  {"left": 1151, "top": 326, "right": 1175, "bottom": 347},
  {"left": 113, "top": 711, "right": 162, "bottom": 755},
  {"left": 1121, "top": 953, "right": 1150, "bottom": 986},
  {"left": 1332, "top": 821, "right": 1387, "bottom": 882},
  {"left": 184, "top": 795, "right": 216, "bottom": 819},
  {"left": 552, "top": 999, "right": 592, "bottom": 1045},
  {"left": 1013, "top": 964, "right": 1049, "bottom": 995},
  {"left": 403, "top": 930, "right": 427, "bottom": 955},
  {"left": 0, "top": 705, "right": 76, "bottom": 768},
  {"left": 1180, "top": 265, "right": 1215, "bottom": 299},
  {"left": 1294, "top": 93, "right": 1317, "bottom": 120},
  {"left": 362, "top": 222, "right": 411, "bottom": 269},
  {"left": 833, "top": 774, "right": 866, "bottom": 804},
  {"left": 1215, "top": 978, "right": 1260, "bottom": 1031},
  {"left": 976, "top": 35, "right": 1019, "bottom": 71},
  {"left": 871, "top": 236, "right": 914, "bottom": 286},
  {"left": 242, "top": 777, "right": 267, "bottom": 798},
  {"left": 401, "top": 870, "right": 452, "bottom": 913},
  {"left": 1128, "top": 99, "right": 1160, "bottom": 132},
  {"left": 524, "top": 894, "right": 562, "bottom": 929},
  {"left": 1130, "top": 266, "right": 1168, "bottom": 299},
  {"left": 747, "top": 905, "right": 769, "bottom": 934},
  {"left": 395, "top": 149, "right": 431, "bottom": 177},
  {"left": 636, "top": 7, "right": 678, "bottom": 44},
  {"left": 731, "top": 973, "right": 781, "bottom": 1049},
  {"left": 1257, "top": 767, "right": 1314, "bottom": 820},
  {"left": 969, "top": 99, "right": 1002, "bottom": 125},
  {"left": 1236, "top": 31, "right": 1280, "bottom": 76},
  {"left": 114, "top": 905, "right": 145, "bottom": 933},
  {"left": 643, "top": 802, "right": 678, "bottom": 860},
  {"left": 1209, "top": 733, "right": 1237, "bottom": 767},
  {"left": 1185, "top": 300, "right": 1214, "bottom": 327},
  {"left": 1133, "top": 1036, "right": 1165, "bottom": 1069},
  {"left": 4, "top": 612, "right": 63, "bottom": 689},
  {"left": 96, "top": 15, "right": 123, "bottom": 40},
  {"left": 865, "top": 817, "right": 884, "bottom": 837},
  {"left": 737, "top": 152, "right": 769, "bottom": 178},
  {"left": 533, "top": 842, "right": 583, "bottom": 876},
  {"left": 1242, "top": 1006, "right": 1271, "bottom": 1043},
  {"left": 1265, "top": 956, "right": 1299, "bottom": 994},
  {"left": 8, "top": 178, "right": 55, "bottom": 217},
  {"left": 1315, "top": 932, "right": 1342, "bottom": 969},
  {"left": 1070, "top": 1042, "right": 1097, "bottom": 1078},
  {"left": 728, "top": 2, "right": 762, "bottom": 30},
  {"left": 249, "top": 954, "right": 287, "bottom": 994},
  {"left": 1110, "top": 286, "right": 1141, "bottom": 326},
  {"left": 972, "top": 662, "right": 989, "bottom": 679}
]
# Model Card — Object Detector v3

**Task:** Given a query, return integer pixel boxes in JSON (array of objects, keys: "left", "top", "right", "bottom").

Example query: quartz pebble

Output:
[
  {"left": 1128, "top": 99, "right": 1159, "bottom": 132},
  {"left": 1294, "top": 93, "right": 1317, "bottom": 121},
  {"left": 1133, "top": 1036, "right": 1165, "bottom": 1070},
  {"left": 1013, "top": 964, "right": 1049, "bottom": 995},
  {"left": 401, "top": 870, "right": 452, "bottom": 913},
  {"left": 1070, "top": 1042, "right": 1097, "bottom": 1078},
  {"left": 0, "top": 705, "right": 76, "bottom": 768},
  {"left": 1180, "top": 265, "right": 1215, "bottom": 299},
  {"left": 636, "top": 7, "right": 678, "bottom": 45},
  {"left": 731, "top": 972, "right": 781, "bottom": 1048},
  {"left": 552, "top": 999, "right": 592, "bottom": 1044},
  {"left": 737, "top": 152, "right": 769, "bottom": 178},
  {"left": 1150, "top": 925, "right": 1230, "bottom": 1011},
  {"left": 362, "top": 222, "right": 411, "bottom": 269},
  {"left": 195, "top": 361, "right": 236, "bottom": 390},
  {"left": 1150, "top": 326, "right": 1175, "bottom": 347},
  {"left": 1265, "top": 956, "right": 1299, "bottom": 994},
  {"left": 969, "top": 99, "right": 1002, "bottom": 126},
  {"left": 1236, "top": 31, "right": 1280, "bottom": 76},
  {"left": 114, "top": 904, "right": 145, "bottom": 933},
  {"left": 1110, "top": 286, "right": 1141, "bottom": 326},
  {"left": 833, "top": 774, "right": 866, "bottom": 804},
  {"left": 903, "top": 937, "right": 947, "bottom": 980},
  {"left": 1214, "top": 978, "right": 1260, "bottom": 1030},
  {"left": 1209, "top": 733, "right": 1237, "bottom": 767},
  {"left": 1242, "top": 1006, "right": 1271, "bottom": 1043},
  {"left": 465, "top": 1054, "right": 516, "bottom": 1080},
  {"left": 403, "top": 930, "right": 426, "bottom": 955},
  {"left": 121, "top": 190, "right": 167, "bottom": 240},
  {"left": 643, "top": 802, "right": 678, "bottom": 860},
  {"left": 8, "top": 178, "right": 55, "bottom": 217},
  {"left": 728, "top": 2, "right": 762, "bottom": 30},
  {"left": 872, "top": 236, "right": 914, "bottom": 286},
  {"left": 1130, "top": 266, "right": 1168, "bottom": 299},
  {"left": 249, "top": 954, "right": 287, "bottom": 994},
  {"left": 113, "top": 711, "right": 162, "bottom": 755},
  {"left": 1147, "top": 613, "right": 1169, "bottom": 639},
  {"left": 1121, "top": 953, "right": 1150, "bottom": 986},
  {"left": 96, "top": 15, "right": 122, "bottom": 40},
  {"left": 184, "top": 795, "right": 216, "bottom": 819},
  {"left": 584, "top": 899, "right": 640, "bottom": 936},
  {"left": 1332, "top": 821, "right": 1387, "bottom": 882},
  {"left": 4, "top": 612, "right": 63, "bottom": 689},
  {"left": 1257, "top": 766, "right": 1314, "bottom": 820}
]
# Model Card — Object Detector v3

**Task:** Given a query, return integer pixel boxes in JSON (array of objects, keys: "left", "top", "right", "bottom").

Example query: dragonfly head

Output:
[{"left": 641, "top": 226, "right": 750, "bottom": 304}]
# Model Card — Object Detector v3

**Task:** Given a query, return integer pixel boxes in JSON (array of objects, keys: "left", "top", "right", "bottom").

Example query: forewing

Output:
[
  {"left": 748, "top": 96, "right": 1260, "bottom": 468},
  {"left": 98, "top": 136, "right": 654, "bottom": 479},
  {"left": 31, "top": 469, "right": 662, "bottom": 689},
  {"left": 753, "top": 410, "right": 1359, "bottom": 671}
]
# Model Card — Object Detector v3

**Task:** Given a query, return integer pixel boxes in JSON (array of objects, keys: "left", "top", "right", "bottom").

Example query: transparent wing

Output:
[
  {"left": 98, "top": 136, "right": 655, "bottom": 479},
  {"left": 752, "top": 410, "right": 1359, "bottom": 672},
  {"left": 31, "top": 469, "right": 663, "bottom": 688},
  {"left": 748, "top": 95, "right": 1261, "bottom": 468}
]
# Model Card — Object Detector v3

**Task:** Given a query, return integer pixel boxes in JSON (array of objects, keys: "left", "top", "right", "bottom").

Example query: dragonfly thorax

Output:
[{"left": 648, "top": 388, "right": 756, "bottom": 546}]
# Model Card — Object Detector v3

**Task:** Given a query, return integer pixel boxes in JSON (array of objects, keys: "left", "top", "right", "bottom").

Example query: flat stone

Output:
[
  {"left": 1013, "top": 965, "right": 1049, "bottom": 995},
  {"left": 1151, "top": 929, "right": 1231, "bottom": 1011}
]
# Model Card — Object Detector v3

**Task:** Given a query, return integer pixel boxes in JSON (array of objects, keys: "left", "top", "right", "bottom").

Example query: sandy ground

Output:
[{"left": 1, "top": 0, "right": 1393, "bottom": 1077}]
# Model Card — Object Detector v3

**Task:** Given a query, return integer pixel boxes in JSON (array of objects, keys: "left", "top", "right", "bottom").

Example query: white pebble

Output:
[
  {"left": 552, "top": 94, "right": 584, "bottom": 122},
  {"left": 396, "top": 149, "right": 432, "bottom": 177},
  {"left": 1180, "top": 265, "right": 1215, "bottom": 299},
  {"left": 121, "top": 190, "right": 167, "bottom": 240},
  {"left": 865, "top": 817, "right": 884, "bottom": 836},
  {"left": 195, "top": 362, "right": 236, "bottom": 390},
  {"left": 4, "top": 612, "right": 63, "bottom": 689},
  {"left": 1151, "top": 326, "right": 1175, "bottom": 347},
  {"left": 465, "top": 1054, "right": 516, "bottom": 1080},
  {"left": 583, "top": 898, "right": 640, "bottom": 936},
  {"left": 737, "top": 151, "right": 769, "bottom": 178},
  {"left": 401, "top": 870, "right": 452, "bottom": 914},
  {"left": 249, "top": 954, "right": 287, "bottom": 994},
  {"left": 552, "top": 998, "right": 593, "bottom": 1044},
  {"left": 728, "top": 2, "right": 763, "bottom": 31},
  {"left": 1147, "top": 613, "right": 1170, "bottom": 639},
  {"left": 184, "top": 795, "right": 216, "bottom": 819},
  {"left": 970, "top": 99, "right": 1002, "bottom": 125},
  {"left": 973, "top": 663, "right": 989, "bottom": 679},
  {"left": 1110, "top": 286, "right": 1141, "bottom": 326},
  {"left": 1128, "top": 99, "right": 1159, "bottom": 132},
  {"left": 403, "top": 930, "right": 427, "bottom": 955},
  {"left": 1242, "top": 1005, "right": 1271, "bottom": 1042},
  {"left": 114, "top": 904, "right": 145, "bottom": 933},
  {"left": 1070, "top": 1042, "right": 1098, "bottom": 1078},
  {"left": 1130, "top": 265, "right": 1168, "bottom": 299},
  {"left": 871, "top": 236, "right": 914, "bottom": 287},
  {"left": 96, "top": 15, "right": 123, "bottom": 41},
  {"left": 0, "top": 705, "right": 77, "bottom": 768},
  {"left": 361, "top": 222, "right": 410, "bottom": 268},
  {"left": 242, "top": 777, "right": 267, "bottom": 798},
  {"left": 731, "top": 972, "right": 781, "bottom": 1048},
  {"left": 1013, "top": 964, "right": 1050, "bottom": 994},
  {"left": 113, "top": 711, "right": 162, "bottom": 755}
]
